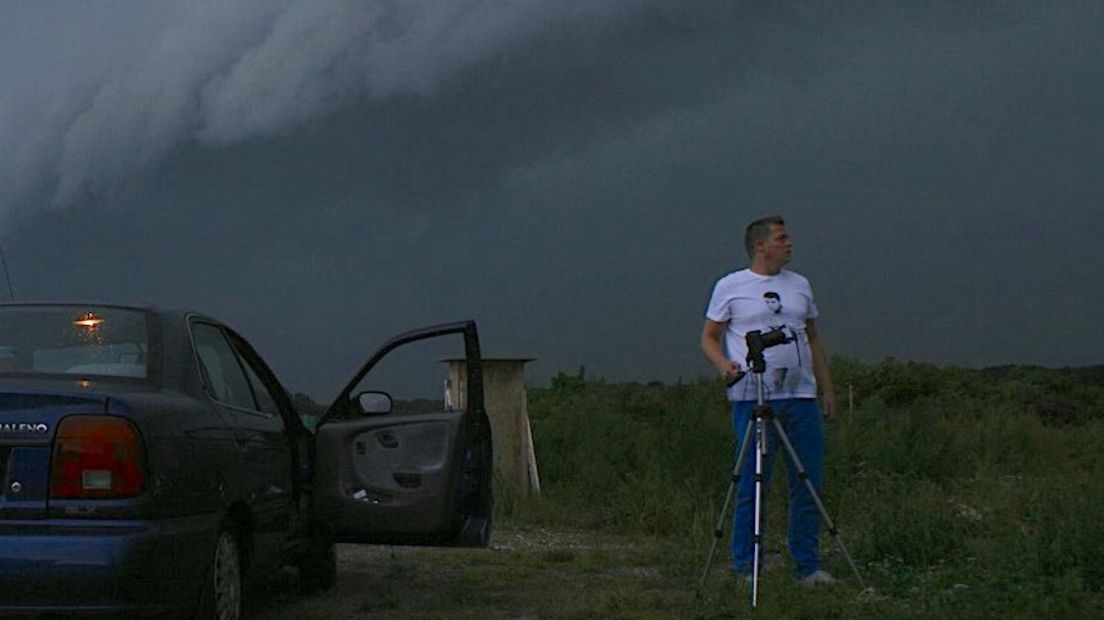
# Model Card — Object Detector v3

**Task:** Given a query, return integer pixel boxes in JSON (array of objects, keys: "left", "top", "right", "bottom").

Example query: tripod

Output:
[{"left": 698, "top": 332, "right": 867, "bottom": 607}]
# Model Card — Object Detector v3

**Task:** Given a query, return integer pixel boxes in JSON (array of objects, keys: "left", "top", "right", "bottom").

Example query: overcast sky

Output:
[{"left": 1, "top": 1, "right": 1101, "bottom": 400}]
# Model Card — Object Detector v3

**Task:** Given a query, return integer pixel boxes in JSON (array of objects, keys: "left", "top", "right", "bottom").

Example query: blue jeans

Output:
[{"left": 730, "top": 398, "right": 824, "bottom": 578}]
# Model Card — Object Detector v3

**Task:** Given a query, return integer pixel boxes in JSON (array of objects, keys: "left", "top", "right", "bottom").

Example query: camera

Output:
[
  {"left": 744, "top": 327, "right": 792, "bottom": 373},
  {"left": 746, "top": 327, "right": 791, "bottom": 355}
]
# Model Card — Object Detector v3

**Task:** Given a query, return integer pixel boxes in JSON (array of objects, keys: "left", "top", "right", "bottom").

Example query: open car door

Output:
[{"left": 313, "top": 321, "right": 493, "bottom": 547}]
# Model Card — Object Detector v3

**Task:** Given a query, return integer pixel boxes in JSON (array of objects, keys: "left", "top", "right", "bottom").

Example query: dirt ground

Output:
[
  {"left": 245, "top": 526, "right": 678, "bottom": 620},
  {"left": 242, "top": 525, "right": 894, "bottom": 619}
]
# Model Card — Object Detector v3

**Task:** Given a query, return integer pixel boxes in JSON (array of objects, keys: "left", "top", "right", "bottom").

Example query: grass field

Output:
[
  {"left": 260, "top": 360, "right": 1104, "bottom": 619},
  {"left": 510, "top": 361, "right": 1104, "bottom": 618}
]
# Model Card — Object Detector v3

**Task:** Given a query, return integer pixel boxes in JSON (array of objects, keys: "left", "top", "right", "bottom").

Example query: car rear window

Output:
[{"left": 0, "top": 306, "right": 151, "bottom": 380}]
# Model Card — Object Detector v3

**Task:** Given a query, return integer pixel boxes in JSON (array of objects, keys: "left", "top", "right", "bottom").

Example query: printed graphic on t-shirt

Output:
[
  {"left": 763, "top": 291, "right": 786, "bottom": 332},
  {"left": 704, "top": 269, "right": 820, "bottom": 401},
  {"left": 769, "top": 367, "right": 788, "bottom": 393},
  {"left": 763, "top": 291, "right": 782, "bottom": 315}
]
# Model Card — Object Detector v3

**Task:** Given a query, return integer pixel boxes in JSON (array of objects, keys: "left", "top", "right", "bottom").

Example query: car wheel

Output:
[
  {"left": 298, "top": 541, "right": 336, "bottom": 594},
  {"left": 195, "top": 529, "right": 243, "bottom": 620}
]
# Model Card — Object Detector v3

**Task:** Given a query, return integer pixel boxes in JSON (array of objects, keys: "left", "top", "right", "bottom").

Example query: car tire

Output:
[
  {"left": 195, "top": 529, "right": 244, "bottom": 620},
  {"left": 298, "top": 541, "right": 337, "bottom": 594}
]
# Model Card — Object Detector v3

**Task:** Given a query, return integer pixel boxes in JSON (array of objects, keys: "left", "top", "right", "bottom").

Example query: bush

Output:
[{"left": 509, "top": 361, "right": 1104, "bottom": 613}]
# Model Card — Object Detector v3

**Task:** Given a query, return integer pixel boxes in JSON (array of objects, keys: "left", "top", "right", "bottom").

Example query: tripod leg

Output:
[
  {"left": 698, "top": 419, "right": 755, "bottom": 591},
  {"left": 770, "top": 417, "right": 868, "bottom": 591},
  {"left": 751, "top": 415, "right": 767, "bottom": 607}
]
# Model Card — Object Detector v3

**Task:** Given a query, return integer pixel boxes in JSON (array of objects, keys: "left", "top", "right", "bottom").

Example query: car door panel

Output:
[
  {"left": 225, "top": 407, "right": 292, "bottom": 571},
  {"left": 190, "top": 321, "right": 294, "bottom": 573},
  {"left": 314, "top": 414, "right": 461, "bottom": 537},
  {"left": 314, "top": 321, "right": 493, "bottom": 547}
]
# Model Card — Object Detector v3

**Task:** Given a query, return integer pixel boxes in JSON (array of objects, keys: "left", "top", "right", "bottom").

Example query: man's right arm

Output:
[{"left": 701, "top": 319, "right": 745, "bottom": 384}]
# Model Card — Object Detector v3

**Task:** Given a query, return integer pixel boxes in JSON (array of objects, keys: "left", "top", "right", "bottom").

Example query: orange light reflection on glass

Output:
[{"left": 73, "top": 312, "right": 104, "bottom": 328}]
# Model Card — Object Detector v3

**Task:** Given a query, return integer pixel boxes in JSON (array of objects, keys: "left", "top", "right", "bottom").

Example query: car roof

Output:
[{"left": 0, "top": 300, "right": 187, "bottom": 318}]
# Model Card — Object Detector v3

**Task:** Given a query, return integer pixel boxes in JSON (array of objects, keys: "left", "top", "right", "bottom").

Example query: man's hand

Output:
[
  {"left": 719, "top": 360, "right": 746, "bottom": 386},
  {"left": 820, "top": 389, "right": 838, "bottom": 421},
  {"left": 806, "top": 319, "right": 837, "bottom": 421}
]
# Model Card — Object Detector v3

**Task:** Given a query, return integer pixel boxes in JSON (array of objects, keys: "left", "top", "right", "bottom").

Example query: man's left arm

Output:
[{"left": 805, "top": 319, "right": 837, "bottom": 420}]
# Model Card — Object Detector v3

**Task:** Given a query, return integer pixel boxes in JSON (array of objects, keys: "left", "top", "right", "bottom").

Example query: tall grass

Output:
[{"left": 503, "top": 360, "right": 1104, "bottom": 617}]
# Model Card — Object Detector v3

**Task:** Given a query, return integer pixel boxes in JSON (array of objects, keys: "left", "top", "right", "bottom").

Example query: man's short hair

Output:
[
  {"left": 745, "top": 215, "right": 785, "bottom": 260},
  {"left": 763, "top": 291, "right": 780, "bottom": 300}
]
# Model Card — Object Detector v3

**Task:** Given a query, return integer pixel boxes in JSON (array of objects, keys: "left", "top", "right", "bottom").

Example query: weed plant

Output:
[{"left": 500, "top": 360, "right": 1104, "bottom": 618}]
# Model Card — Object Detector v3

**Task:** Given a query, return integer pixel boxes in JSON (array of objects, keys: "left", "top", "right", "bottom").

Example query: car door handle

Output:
[
  {"left": 393, "top": 472, "right": 422, "bottom": 488},
  {"left": 377, "top": 433, "right": 398, "bottom": 449}
]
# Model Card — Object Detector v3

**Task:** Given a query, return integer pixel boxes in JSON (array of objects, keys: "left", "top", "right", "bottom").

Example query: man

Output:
[{"left": 700, "top": 215, "right": 838, "bottom": 585}]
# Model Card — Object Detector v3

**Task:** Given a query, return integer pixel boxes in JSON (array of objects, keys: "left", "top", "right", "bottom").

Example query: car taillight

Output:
[{"left": 50, "top": 415, "right": 145, "bottom": 499}]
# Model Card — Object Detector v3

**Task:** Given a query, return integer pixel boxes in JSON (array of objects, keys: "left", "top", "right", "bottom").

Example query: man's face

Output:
[
  {"left": 764, "top": 296, "right": 781, "bottom": 313},
  {"left": 759, "top": 224, "right": 793, "bottom": 266}
]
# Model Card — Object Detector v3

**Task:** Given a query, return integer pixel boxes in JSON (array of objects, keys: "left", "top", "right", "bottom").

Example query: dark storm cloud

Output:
[
  {"left": 2, "top": 1, "right": 1101, "bottom": 397},
  {"left": 0, "top": 0, "right": 679, "bottom": 218}
]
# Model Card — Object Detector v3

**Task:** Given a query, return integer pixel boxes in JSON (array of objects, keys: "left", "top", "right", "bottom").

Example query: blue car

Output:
[{"left": 0, "top": 303, "right": 493, "bottom": 618}]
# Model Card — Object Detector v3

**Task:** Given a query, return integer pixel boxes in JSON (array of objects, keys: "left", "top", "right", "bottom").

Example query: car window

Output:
[
  {"left": 0, "top": 306, "right": 151, "bottom": 380},
  {"left": 344, "top": 331, "right": 462, "bottom": 417},
  {"left": 236, "top": 347, "right": 280, "bottom": 416},
  {"left": 192, "top": 323, "right": 256, "bottom": 411}
]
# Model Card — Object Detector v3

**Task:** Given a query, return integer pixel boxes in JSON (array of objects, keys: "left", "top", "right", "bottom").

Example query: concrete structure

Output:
[{"left": 443, "top": 357, "right": 540, "bottom": 498}]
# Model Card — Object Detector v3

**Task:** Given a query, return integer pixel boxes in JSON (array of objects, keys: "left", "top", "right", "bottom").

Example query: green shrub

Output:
[{"left": 510, "top": 362, "right": 1104, "bottom": 614}]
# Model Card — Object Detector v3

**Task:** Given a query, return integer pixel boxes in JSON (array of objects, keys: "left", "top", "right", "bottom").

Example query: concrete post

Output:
[{"left": 443, "top": 357, "right": 540, "bottom": 498}]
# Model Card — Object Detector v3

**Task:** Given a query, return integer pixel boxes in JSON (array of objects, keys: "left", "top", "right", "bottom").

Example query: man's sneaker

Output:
[{"left": 799, "top": 569, "right": 838, "bottom": 586}]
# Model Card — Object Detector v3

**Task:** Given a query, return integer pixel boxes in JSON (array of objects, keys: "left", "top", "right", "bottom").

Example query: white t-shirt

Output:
[{"left": 705, "top": 268, "right": 819, "bottom": 402}]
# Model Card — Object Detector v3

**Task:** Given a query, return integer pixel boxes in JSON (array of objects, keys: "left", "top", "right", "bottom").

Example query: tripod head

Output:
[{"left": 744, "top": 327, "right": 792, "bottom": 374}]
